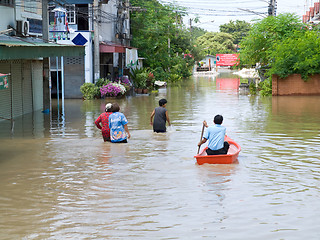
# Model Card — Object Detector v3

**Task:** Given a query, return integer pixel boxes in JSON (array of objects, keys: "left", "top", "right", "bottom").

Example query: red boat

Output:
[{"left": 194, "top": 136, "right": 241, "bottom": 165}]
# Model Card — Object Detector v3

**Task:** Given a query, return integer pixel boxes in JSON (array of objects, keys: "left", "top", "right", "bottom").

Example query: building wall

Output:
[
  {"left": 100, "top": 4, "right": 117, "bottom": 42},
  {"left": 0, "top": 7, "right": 15, "bottom": 31},
  {"left": 272, "top": 74, "right": 320, "bottom": 96}
]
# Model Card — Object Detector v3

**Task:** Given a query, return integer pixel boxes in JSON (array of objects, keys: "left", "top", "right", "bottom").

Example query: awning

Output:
[
  {"left": 0, "top": 35, "right": 85, "bottom": 60},
  {"left": 50, "top": 0, "right": 93, "bottom": 4},
  {"left": 100, "top": 42, "right": 126, "bottom": 53}
]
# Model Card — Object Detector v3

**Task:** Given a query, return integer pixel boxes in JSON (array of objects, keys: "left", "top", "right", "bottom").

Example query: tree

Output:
[
  {"left": 130, "top": 0, "right": 196, "bottom": 82},
  {"left": 219, "top": 20, "right": 251, "bottom": 44},
  {"left": 196, "top": 32, "right": 235, "bottom": 56},
  {"left": 269, "top": 29, "right": 320, "bottom": 81},
  {"left": 240, "top": 13, "right": 303, "bottom": 66}
]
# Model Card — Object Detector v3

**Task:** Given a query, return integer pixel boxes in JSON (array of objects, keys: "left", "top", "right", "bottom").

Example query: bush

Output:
[
  {"left": 153, "top": 67, "right": 169, "bottom": 82},
  {"left": 168, "top": 73, "right": 182, "bottom": 83},
  {"left": 135, "top": 72, "right": 148, "bottom": 88},
  {"left": 80, "top": 83, "right": 99, "bottom": 100},
  {"left": 259, "top": 78, "right": 272, "bottom": 96},
  {"left": 95, "top": 78, "right": 110, "bottom": 87}
]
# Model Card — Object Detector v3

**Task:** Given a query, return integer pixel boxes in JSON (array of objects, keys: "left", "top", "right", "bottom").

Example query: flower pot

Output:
[
  {"left": 135, "top": 88, "right": 142, "bottom": 94},
  {"left": 142, "top": 89, "right": 149, "bottom": 94}
]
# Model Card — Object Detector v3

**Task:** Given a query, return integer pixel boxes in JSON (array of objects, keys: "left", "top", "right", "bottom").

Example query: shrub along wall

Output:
[{"left": 272, "top": 74, "right": 320, "bottom": 96}]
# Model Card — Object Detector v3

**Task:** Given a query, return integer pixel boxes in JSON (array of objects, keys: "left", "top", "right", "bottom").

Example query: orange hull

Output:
[{"left": 194, "top": 136, "right": 241, "bottom": 165}]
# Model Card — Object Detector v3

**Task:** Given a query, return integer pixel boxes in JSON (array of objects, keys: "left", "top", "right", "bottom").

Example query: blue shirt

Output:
[
  {"left": 109, "top": 112, "right": 128, "bottom": 142},
  {"left": 203, "top": 124, "right": 226, "bottom": 150}
]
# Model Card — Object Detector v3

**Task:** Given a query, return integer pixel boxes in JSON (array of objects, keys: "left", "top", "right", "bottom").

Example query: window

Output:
[
  {"left": 66, "top": 5, "right": 76, "bottom": 24},
  {"left": 0, "top": 0, "right": 14, "bottom": 7}
]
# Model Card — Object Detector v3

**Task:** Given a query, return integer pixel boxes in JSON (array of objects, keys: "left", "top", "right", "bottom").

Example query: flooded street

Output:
[{"left": 1, "top": 72, "right": 320, "bottom": 239}]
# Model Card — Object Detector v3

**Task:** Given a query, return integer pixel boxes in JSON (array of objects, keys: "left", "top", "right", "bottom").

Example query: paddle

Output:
[{"left": 197, "top": 121, "right": 205, "bottom": 154}]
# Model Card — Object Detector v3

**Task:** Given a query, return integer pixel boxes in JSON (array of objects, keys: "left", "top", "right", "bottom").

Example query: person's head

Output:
[
  {"left": 111, "top": 102, "right": 120, "bottom": 112},
  {"left": 105, "top": 103, "right": 112, "bottom": 112},
  {"left": 159, "top": 99, "right": 167, "bottom": 107},
  {"left": 214, "top": 115, "right": 223, "bottom": 124}
]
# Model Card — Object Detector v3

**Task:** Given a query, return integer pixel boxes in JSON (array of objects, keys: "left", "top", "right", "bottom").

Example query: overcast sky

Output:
[{"left": 159, "top": 0, "right": 308, "bottom": 32}]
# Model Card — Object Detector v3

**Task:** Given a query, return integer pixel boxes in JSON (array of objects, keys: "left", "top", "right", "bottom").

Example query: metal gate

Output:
[
  {"left": 0, "top": 61, "right": 12, "bottom": 120},
  {"left": 0, "top": 60, "right": 34, "bottom": 121}
]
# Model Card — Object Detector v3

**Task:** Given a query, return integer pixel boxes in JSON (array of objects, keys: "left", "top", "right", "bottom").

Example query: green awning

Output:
[{"left": 0, "top": 36, "right": 85, "bottom": 60}]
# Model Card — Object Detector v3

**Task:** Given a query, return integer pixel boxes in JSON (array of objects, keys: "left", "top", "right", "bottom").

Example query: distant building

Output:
[
  {"left": 197, "top": 55, "right": 216, "bottom": 71},
  {"left": 48, "top": 0, "right": 139, "bottom": 98},
  {"left": 303, "top": 2, "right": 320, "bottom": 24},
  {"left": 0, "top": 0, "right": 83, "bottom": 120}
]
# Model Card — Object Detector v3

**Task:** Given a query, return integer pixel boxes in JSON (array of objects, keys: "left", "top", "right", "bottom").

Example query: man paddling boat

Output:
[{"left": 198, "top": 115, "right": 229, "bottom": 155}]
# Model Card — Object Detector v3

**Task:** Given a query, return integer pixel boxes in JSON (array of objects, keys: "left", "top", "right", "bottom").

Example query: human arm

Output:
[
  {"left": 94, "top": 116, "right": 102, "bottom": 129},
  {"left": 123, "top": 124, "right": 130, "bottom": 138},
  {"left": 150, "top": 110, "right": 155, "bottom": 125},
  {"left": 198, "top": 138, "right": 207, "bottom": 147},
  {"left": 203, "top": 120, "right": 208, "bottom": 128},
  {"left": 165, "top": 111, "right": 171, "bottom": 126}
]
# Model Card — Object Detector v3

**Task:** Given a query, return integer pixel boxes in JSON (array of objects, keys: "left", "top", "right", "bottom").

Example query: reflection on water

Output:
[
  {"left": 1, "top": 72, "right": 320, "bottom": 239},
  {"left": 216, "top": 78, "right": 240, "bottom": 90}
]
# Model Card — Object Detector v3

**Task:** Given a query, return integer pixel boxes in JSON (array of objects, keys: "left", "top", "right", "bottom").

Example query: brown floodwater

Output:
[{"left": 1, "top": 72, "right": 320, "bottom": 239}]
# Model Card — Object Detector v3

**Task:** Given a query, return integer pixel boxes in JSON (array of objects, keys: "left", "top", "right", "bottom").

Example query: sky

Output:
[{"left": 159, "top": 0, "right": 308, "bottom": 32}]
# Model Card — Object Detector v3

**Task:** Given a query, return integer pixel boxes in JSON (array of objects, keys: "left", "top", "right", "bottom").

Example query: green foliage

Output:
[
  {"left": 219, "top": 20, "right": 251, "bottom": 44},
  {"left": 80, "top": 83, "right": 99, "bottom": 100},
  {"left": 135, "top": 72, "right": 148, "bottom": 88},
  {"left": 168, "top": 73, "right": 182, "bottom": 83},
  {"left": 95, "top": 78, "right": 110, "bottom": 88},
  {"left": 196, "top": 32, "right": 235, "bottom": 56},
  {"left": 269, "top": 29, "right": 320, "bottom": 81},
  {"left": 238, "top": 13, "right": 320, "bottom": 95},
  {"left": 191, "top": 26, "right": 207, "bottom": 40},
  {"left": 259, "top": 78, "right": 272, "bottom": 96},
  {"left": 130, "top": 0, "right": 196, "bottom": 82},
  {"left": 240, "top": 13, "right": 303, "bottom": 66},
  {"left": 249, "top": 81, "right": 257, "bottom": 95},
  {"left": 129, "top": 67, "right": 156, "bottom": 89},
  {"left": 153, "top": 67, "right": 169, "bottom": 82}
]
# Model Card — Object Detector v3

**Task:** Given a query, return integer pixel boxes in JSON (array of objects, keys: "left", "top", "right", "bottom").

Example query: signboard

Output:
[
  {"left": 216, "top": 54, "right": 240, "bottom": 66},
  {"left": 0, "top": 73, "right": 9, "bottom": 90}
]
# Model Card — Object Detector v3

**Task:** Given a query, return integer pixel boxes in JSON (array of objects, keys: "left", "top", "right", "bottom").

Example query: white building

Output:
[{"left": 48, "top": 0, "right": 139, "bottom": 98}]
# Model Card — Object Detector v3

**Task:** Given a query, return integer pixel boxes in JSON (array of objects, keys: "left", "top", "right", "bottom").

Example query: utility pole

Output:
[
  {"left": 93, "top": 0, "right": 100, "bottom": 82},
  {"left": 268, "top": 0, "right": 277, "bottom": 16},
  {"left": 126, "top": 0, "right": 130, "bottom": 47},
  {"left": 42, "top": 0, "right": 51, "bottom": 112}
]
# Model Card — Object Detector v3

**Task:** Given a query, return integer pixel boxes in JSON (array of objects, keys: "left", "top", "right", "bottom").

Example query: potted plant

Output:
[
  {"left": 100, "top": 82, "right": 126, "bottom": 98},
  {"left": 135, "top": 72, "right": 148, "bottom": 94}
]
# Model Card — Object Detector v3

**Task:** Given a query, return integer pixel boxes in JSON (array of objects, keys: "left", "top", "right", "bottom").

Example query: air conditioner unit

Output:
[{"left": 16, "top": 20, "right": 29, "bottom": 36}]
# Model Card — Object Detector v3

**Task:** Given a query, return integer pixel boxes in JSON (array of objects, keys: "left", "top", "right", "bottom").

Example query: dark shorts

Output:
[
  {"left": 112, "top": 139, "right": 127, "bottom": 143},
  {"left": 206, "top": 141, "right": 230, "bottom": 155},
  {"left": 154, "top": 129, "right": 166, "bottom": 133}
]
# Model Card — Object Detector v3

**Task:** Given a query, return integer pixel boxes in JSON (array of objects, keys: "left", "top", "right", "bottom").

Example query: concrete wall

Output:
[
  {"left": 100, "top": 4, "right": 117, "bottom": 42},
  {"left": 272, "top": 74, "right": 320, "bottom": 96},
  {"left": 0, "top": 7, "right": 15, "bottom": 31}
]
